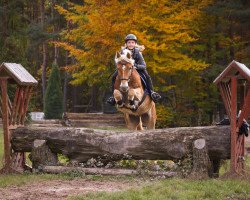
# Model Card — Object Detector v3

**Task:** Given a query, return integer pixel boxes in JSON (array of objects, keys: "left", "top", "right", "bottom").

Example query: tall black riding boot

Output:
[
  {"left": 107, "top": 71, "right": 118, "bottom": 106},
  {"left": 144, "top": 71, "right": 161, "bottom": 103}
]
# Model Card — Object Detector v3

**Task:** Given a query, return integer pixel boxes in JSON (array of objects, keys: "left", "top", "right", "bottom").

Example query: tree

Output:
[
  {"left": 44, "top": 63, "right": 63, "bottom": 119},
  {"left": 55, "top": 0, "right": 210, "bottom": 86},
  {"left": 55, "top": 0, "right": 213, "bottom": 121}
]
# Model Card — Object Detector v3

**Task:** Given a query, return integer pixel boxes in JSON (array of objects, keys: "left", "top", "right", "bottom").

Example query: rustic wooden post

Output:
[
  {"left": 0, "top": 62, "right": 38, "bottom": 173},
  {"left": 0, "top": 78, "right": 11, "bottom": 171},
  {"left": 214, "top": 60, "right": 250, "bottom": 175},
  {"left": 230, "top": 77, "right": 237, "bottom": 172}
]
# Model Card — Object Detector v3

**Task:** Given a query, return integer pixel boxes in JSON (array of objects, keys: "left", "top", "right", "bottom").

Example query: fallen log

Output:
[
  {"left": 11, "top": 126, "right": 230, "bottom": 163},
  {"left": 42, "top": 166, "right": 176, "bottom": 177}
]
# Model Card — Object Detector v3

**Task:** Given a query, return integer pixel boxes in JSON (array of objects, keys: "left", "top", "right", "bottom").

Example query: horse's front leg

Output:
[
  {"left": 128, "top": 89, "right": 137, "bottom": 111},
  {"left": 114, "top": 89, "right": 124, "bottom": 107},
  {"left": 128, "top": 88, "right": 143, "bottom": 111}
]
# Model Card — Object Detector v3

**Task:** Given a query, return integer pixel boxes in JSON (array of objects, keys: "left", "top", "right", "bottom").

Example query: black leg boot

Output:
[
  {"left": 107, "top": 71, "right": 118, "bottom": 106},
  {"left": 144, "top": 71, "right": 161, "bottom": 103}
]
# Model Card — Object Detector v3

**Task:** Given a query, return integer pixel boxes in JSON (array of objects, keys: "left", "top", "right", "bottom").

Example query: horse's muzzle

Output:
[{"left": 120, "top": 85, "right": 129, "bottom": 92}]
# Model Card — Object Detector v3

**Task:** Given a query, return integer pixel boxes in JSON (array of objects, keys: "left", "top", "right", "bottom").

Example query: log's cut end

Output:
[
  {"left": 34, "top": 139, "right": 46, "bottom": 148},
  {"left": 194, "top": 138, "right": 206, "bottom": 150}
]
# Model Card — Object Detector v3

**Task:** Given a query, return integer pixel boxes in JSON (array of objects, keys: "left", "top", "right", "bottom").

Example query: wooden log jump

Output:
[
  {"left": 11, "top": 125, "right": 231, "bottom": 177},
  {"left": 12, "top": 126, "right": 230, "bottom": 162}
]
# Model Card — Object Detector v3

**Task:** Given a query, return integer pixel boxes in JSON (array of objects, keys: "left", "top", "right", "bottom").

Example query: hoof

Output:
[
  {"left": 107, "top": 97, "right": 116, "bottom": 106},
  {"left": 129, "top": 100, "right": 134, "bottom": 105},
  {"left": 130, "top": 105, "right": 137, "bottom": 111},
  {"left": 117, "top": 100, "right": 124, "bottom": 107},
  {"left": 151, "top": 91, "right": 161, "bottom": 103}
]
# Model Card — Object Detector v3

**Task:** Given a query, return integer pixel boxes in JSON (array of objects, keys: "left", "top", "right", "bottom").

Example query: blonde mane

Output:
[{"left": 115, "top": 50, "right": 135, "bottom": 65}]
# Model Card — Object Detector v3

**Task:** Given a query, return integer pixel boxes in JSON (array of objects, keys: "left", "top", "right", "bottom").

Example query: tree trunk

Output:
[
  {"left": 63, "top": 51, "right": 69, "bottom": 113},
  {"left": 11, "top": 126, "right": 231, "bottom": 163},
  {"left": 229, "top": 21, "right": 235, "bottom": 61},
  {"left": 51, "top": 0, "right": 59, "bottom": 65},
  {"left": 40, "top": 0, "right": 47, "bottom": 108},
  {"left": 1, "top": 0, "right": 8, "bottom": 39}
]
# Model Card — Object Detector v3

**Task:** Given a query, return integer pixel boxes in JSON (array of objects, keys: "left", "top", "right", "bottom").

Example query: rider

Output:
[{"left": 107, "top": 34, "right": 161, "bottom": 105}]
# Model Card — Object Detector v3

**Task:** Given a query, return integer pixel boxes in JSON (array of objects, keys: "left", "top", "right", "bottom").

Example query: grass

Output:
[
  {"left": 0, "top": 173, "right": 63, "bottom": 188},
  {"left": 0, "top": 172, "right": 136, "bottom": 188},
  {"left": 69, "top": 178, "right": 250, "bottom": 200}
]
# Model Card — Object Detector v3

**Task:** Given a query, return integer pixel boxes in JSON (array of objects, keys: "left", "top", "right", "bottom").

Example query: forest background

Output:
[{"left": 0, "top": 0, "right": 249, "bottom": 127}]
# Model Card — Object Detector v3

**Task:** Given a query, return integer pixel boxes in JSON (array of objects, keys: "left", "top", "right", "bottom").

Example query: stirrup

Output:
[
  {"left": 107, "top": 96, "right": 116, "bottom": 106},
  {"left": 151, "top": 91, "right": 161, "bottom": 103}
]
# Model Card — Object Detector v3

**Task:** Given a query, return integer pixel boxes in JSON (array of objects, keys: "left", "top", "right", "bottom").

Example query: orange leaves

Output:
[{"left": 56, "top": 0, "right": 210, "bottom": 85}]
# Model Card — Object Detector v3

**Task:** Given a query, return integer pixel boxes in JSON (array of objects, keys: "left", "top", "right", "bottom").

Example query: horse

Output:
[{"left": 113, "top": 50, "right": 156, "bottom": 130}]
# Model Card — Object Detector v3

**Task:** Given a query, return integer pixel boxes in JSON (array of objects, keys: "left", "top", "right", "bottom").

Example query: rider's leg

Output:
[
  {"left": 107, "top": 71, "right": 118, "bottom": 105},
  {"left": 141, "top": 70, "right": 161, "bottom": 102}
]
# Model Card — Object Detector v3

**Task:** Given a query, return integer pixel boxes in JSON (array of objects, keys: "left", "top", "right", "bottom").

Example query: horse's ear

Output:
[
  {"left": 126, "top": 52, "right": 131, "bottom": 59},
  {"left": 116, "top": 52, "right": 121, "bottom": 58}
]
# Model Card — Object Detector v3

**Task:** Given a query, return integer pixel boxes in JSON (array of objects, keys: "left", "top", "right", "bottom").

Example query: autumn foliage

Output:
[
  {"left": 55, "top": 0, "right": 209, "bottom": 86},
  {"left": 1, "top": 0, "right": 250, "bottom": 126}
]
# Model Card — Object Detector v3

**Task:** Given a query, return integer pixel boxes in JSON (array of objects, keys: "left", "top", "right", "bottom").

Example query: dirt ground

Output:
[{"left": 0, "top": 178, "right": 142, "bottom": 200}]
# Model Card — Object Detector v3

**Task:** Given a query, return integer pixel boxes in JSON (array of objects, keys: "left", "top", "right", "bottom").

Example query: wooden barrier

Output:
[
  {"left": 214, "top": 60, "right": 250, "bottom": 175},
  {"left": 12, "top": 125, "right": 231, "bottom": 177},
  {"left": 0, "top": 63, "right": 37, "bottom": 173}
]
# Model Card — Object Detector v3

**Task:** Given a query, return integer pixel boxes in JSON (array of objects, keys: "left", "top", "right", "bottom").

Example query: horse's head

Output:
[{"left": 115, "top": 50, "right": 135, "bottom": 92}]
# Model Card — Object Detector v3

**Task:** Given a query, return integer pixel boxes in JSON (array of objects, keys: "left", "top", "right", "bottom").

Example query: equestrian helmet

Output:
[{"left": 125, "top": 34, "right": 137, "bottom": 43}]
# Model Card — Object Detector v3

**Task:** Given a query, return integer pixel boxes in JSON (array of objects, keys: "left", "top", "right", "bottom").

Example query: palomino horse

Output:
[{"left": 113, "top": 50, "right": 156, "bottom": 130}]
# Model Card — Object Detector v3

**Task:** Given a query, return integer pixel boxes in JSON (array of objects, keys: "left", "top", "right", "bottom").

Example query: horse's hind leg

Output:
[
  {"left": 137, "top": 118, "right": 143, "bottom": 130},
  {"left": 148, "top": 104, "right": 156, "bottom": 129},
  {"left": 124, "top": 114, "right": 141, "bottom": 131},
  {"left": 141, "top": 105, "right": 156, "bottom": 129}
]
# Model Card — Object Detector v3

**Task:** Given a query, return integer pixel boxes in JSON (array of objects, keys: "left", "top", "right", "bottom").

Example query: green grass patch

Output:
[
  {"left": 0, "top": 173, "right": 136, "bottom": 188},
  {"left": 69, "top": 178, "right": 250, "bottom": 200},
  {"left": 0, "top": 173, "right": 61, "bottom": 188},
  {"left": 219, "top": 156, "right": 250, "bottom": 176},
  {"left": 0, "top": 172, "right": 87, "bottom": 188}
]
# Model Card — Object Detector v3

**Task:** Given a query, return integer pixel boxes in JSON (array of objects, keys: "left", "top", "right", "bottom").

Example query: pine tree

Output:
[{"left": 44, "top": 63, "right": 63, "bottom": 119}]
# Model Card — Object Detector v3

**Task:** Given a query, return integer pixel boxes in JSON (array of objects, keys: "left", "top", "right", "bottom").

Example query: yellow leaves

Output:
[{"left": 56, "top": 0, "right": 210, "bottom": 85}]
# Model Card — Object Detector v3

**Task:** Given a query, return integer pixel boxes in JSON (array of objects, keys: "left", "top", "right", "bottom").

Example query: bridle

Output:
[{"left": 118, "top": 62, "right": 134, "bottom": 82}]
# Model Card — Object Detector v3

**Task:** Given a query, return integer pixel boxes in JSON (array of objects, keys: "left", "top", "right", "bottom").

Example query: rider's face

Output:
[{"left": 126, "top": 40, "right": 136, "bottom": 50}]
